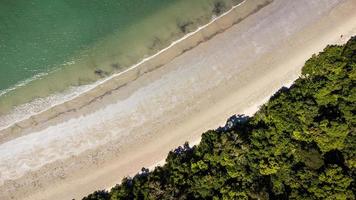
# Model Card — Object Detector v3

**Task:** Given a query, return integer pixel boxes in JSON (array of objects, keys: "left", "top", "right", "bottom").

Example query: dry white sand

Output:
[{"left": 1, "top": 0, "right": 356, "bottom": 199}]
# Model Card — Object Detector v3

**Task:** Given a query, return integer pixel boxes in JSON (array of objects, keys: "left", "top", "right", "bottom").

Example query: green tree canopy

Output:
[{"left": 83, "top": 36, "right": 356, "bottom": 200}]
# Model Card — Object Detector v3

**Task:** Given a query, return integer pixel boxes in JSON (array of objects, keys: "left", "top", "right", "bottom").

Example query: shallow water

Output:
[{"left": 0, "top": 0, "right": 239, "bottom": 115}]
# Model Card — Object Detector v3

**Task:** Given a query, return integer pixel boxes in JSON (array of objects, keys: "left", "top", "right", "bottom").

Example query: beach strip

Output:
[
  {"left": 0, "top": 0, "right": 356, "bottom": 199},
  {"left": 0, "top": 0, "right": 272, "bottom": 144}
]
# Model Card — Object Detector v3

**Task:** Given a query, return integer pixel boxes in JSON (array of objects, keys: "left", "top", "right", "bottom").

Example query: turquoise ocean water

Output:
[{"left": 0, "top": 0, "right": 239, "bottom": 116}]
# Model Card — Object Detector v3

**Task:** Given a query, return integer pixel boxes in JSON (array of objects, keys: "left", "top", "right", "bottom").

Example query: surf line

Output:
[{"left": 0, "top": 0, "right": 248, "bottom": 131}]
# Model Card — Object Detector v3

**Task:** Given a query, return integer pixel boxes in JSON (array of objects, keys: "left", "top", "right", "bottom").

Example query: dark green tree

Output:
[{"left": 83, "top": 36, "right": 356, "bottom": 200}]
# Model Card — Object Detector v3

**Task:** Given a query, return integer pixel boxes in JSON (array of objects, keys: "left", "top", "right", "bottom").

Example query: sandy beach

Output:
[{"left": 1, "top": 0, "right": 356, "bottom": 199}]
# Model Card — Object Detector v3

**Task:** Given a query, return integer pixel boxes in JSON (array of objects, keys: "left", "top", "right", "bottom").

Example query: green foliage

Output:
[
  {"left": 83, "top": 36, "right": 356, "bottom": 199},
  {"left": 82, "top": 190, "right": 110, "bottom": 200}
]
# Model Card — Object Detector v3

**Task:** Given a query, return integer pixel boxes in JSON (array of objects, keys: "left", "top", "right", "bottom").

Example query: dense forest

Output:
[{"left": 83, "top": 36, "right": 356, "bottom": 200}]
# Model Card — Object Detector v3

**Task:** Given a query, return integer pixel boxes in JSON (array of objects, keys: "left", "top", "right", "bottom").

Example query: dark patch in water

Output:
[
  {"left": 94, "top": 69, "right": 109, "bottom": 77},
  {"left": 111, "top": 63, "right": 120, "bottom": 69},
  {"left": 149, "top": 36, "right": 163, "bottom": 51},
  {"left": 213, "top": 1, "right": 227, "bottom": 15},
  {"left": 177, "top": 21, "right": 194, "bottom": 34}
]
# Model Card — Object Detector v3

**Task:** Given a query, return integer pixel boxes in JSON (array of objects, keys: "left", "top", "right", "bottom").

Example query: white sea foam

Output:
[
  {"left": 0, "top": 60, "right": 77, "bottom": 98},
  {"left": 0, "top": 72, "right": 49, "bottom": 97}
]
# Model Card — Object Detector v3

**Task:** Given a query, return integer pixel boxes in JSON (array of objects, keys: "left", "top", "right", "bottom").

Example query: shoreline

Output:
[
  {"left": 1, "top": 0, "right": 356, "bottom": 199},
  {"left": 0, "top": 0, "right": 270, "bottom": 138},
  {"left": 0, "top": 0, "right": 241, "bottom": 117},
  {"left": 0, "top": 0, "right": 273, "bottom": 183}
]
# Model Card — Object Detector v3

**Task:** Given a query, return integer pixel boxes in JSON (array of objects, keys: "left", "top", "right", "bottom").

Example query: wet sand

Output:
[
  {"left": 0, "top": 0, "right": 269, "bottom": 143},
  {"left": 1, "top": 0, "right": 356, "bottom": 199}
]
